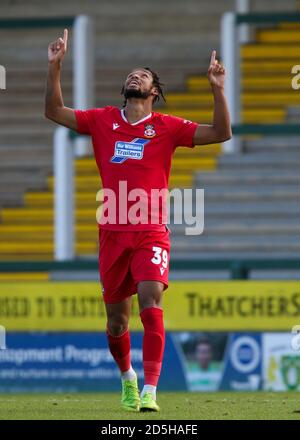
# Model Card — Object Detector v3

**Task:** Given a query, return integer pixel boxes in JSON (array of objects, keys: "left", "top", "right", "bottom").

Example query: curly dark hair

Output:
[{"left": 121, "top": 67, "right": 166, "bottom": 107}]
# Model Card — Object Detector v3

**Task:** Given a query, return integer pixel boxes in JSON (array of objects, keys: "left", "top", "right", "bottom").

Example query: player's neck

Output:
[{"left": 124, "top": 99, "right": 152, "bottom": 124}]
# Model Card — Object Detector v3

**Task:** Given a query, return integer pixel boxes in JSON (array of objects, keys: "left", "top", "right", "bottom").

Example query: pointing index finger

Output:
[
  {"left": 210, "top": 50, "right": 216, "bottom": 65},
  {"left": 63, "top": 28, "right": 68, "bottom": 47}
]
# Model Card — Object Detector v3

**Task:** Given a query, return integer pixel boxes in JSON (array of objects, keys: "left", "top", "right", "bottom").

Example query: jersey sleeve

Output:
[
  {"left": 74, "top": 108, "right": 105, "bottom": 135},
  {"left": 162, "top": 114, "right": 198, "bottom": 148}
]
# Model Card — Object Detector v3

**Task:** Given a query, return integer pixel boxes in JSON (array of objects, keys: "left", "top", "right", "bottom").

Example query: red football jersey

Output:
[{"left": 75, "top": 106, "right": 198, "bottom": 231}]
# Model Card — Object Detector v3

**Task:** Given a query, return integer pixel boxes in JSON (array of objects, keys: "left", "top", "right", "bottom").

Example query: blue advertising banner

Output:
[
  {"left": 0, "top": 332, "right": 186, "bottom": 393},
  {"left": 171, "top": 332, "right": 262, "bottom": 391},
  {"left": 219, "top": 333, "right": 262, "bottom": 391},
  {"left": 4, "top": 331, "right": 299, "bottom": 393}
]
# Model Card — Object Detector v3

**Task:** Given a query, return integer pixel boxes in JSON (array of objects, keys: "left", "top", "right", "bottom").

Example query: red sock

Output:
[
  {"left": 140, "top": 307, "right": 165, "bottom": 386},
  {"left": 106, "top": 326, "right": 131, "bottom": 373}
]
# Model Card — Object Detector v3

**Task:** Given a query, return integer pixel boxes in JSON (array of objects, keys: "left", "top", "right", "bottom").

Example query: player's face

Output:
[
  {"left": 196, "top": 343, "right": 212, "bottom": 370},
  {"left": 124, "top": 69, "right": 158, "bottom": 100}
]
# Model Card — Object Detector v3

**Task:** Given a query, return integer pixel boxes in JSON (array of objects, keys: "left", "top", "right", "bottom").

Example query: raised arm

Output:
[
  {"left": 45, "top": 29, "right": 77, "bottom": 130},
  {"left": 193, "top": 50, "right": 232, "bottom": 145}
]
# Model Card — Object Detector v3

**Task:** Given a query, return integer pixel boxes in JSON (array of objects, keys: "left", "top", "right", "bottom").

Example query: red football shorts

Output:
[{"left": 98, "top": 228, "right": 171, "bottom": 304}]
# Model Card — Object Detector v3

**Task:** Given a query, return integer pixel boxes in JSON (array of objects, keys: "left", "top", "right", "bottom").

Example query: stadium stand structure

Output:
[{"left": 0, "top": 0, "right": 299, "bottom": 260}]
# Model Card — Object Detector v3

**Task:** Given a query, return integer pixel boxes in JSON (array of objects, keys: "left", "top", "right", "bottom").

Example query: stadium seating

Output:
[{"left": 0, "top": 0, "right": 299, "bottom": 260}]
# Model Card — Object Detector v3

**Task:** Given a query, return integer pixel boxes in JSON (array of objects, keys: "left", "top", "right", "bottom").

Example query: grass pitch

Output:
[{"left": 0, "top": 392, "right": 300, "bottom": 420}]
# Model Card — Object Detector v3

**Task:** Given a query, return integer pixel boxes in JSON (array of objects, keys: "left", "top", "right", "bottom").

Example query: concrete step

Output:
[
  {"left": 0, "top": 221, "right": 299, "bottom": 239},
  {"left": 6, "top": 65, "right": 195, "bottom": 75},
  {"left": 200, "top": 201, "right": 300, "bottom": 211},
  {"left": 174, "top": 202, "right": 300, "bottom": 219},
  {"left": 171, "top": 235, "right": 300, "bottom": 253},
  {"left": 0, "top": 160, "right": 51, "bottom": 171},
  {"left": 171, "top": 250, "right": 300, "bottom": 259},
  {"left": 0, "top": 236, "right": 299, "bottom": 253},
  {"left": 181, "top": 186, "right": 300, "bottom": 202},
  {"left": 2, "top": 204, "right": 299, "bottom": 225},
  {"left": 0, "top": 146, "right": 52, "bottom": 157},
  {"left": 0, "top": 116, "right": 52, "bottom": 126},
  {"left": 5, "top": 74, "right": 185, "bottom": 90},
  {"left": 196, "top": 171, "right": 300, "bottom": 185},
  {"left": 0, "top": 172, "right": 49, "bottom": 190},
  {"left": 0, "top": 127, "right": 54, "bottom": 146},
  {"left": 1, "top": 220, "right": 300, "bottom": 239},
  {"left": 170, "top": 220, "right": 300, "bottom": 235},
  {"left": 244, "top": 137, "right": 300, "bottom": 153},
  {"left": 21, "top": 185, "right": 300, "bottom": 208},
  {"left": 0, "top": 146, "right": 52, "bottom": 155},
  {"left": 218, "top": 153, "right": 300, "bottom": 169},
  {"left": 0, "top": 193, "right": 24, "bottom": 207},
  {"left": 0, "top": 95, "right": 71, "bottom": 105},
  {"left": 0, "top": 0, "right": 293, "bottom": 20},
  {"left": 1, "top": 32, "right": 218, "bottom": 53},
  {"left": 3, "top": 60, "right": 204, "bottom": 74}
]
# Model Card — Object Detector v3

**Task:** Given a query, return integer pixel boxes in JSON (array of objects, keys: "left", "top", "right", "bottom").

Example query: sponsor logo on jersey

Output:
[
  {"left": 113, "top": 123, "right": 120, "bottom": 130},
  {"left": 110, "top": 138, "right": 150, "bottom": 163},
  {"left": 144, "top": 124, "right": 156, "bottom": 138}
]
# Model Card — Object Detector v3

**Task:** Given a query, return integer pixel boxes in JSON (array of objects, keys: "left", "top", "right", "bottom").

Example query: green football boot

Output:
[
  {"left": 140, "top": 392, "right": 160, "bottom": 412},
  {"left": 121, "top": 377, "right": 140, "bottom": 412}
]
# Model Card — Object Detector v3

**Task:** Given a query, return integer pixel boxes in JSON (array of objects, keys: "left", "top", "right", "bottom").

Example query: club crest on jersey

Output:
[
  {"left": 110, "top": 138, "right": 150, "bottom": 163},
  {"left": 144, "top": 124, "right": 156, "bottom": 138}
]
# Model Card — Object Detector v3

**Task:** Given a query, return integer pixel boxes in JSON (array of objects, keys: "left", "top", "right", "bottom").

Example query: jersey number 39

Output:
[{"left": 151, "top": 246, "right": 168, "bottom": 268}]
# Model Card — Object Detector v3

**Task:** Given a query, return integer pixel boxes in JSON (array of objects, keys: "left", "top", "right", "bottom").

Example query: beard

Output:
[{"left": 124, "top": 87, "right": 152, "bottom": 100}]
